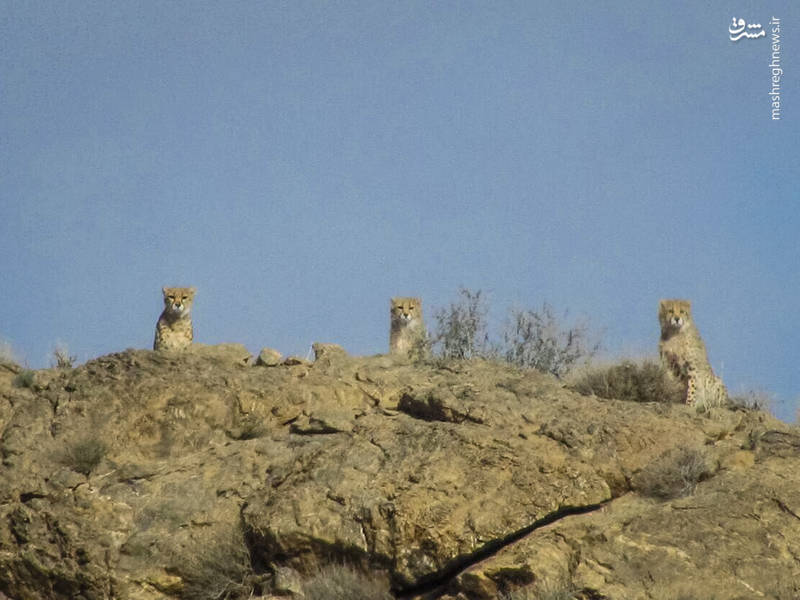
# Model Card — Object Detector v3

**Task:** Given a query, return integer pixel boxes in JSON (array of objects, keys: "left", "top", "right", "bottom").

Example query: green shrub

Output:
[
  {"left": 431, "top": 288, "right": 493, "bottom": 360},
  {"left": 570, "top": 359, "right": 684, "bottom": 403},
  {"left": 65, "top": 438, "right": 107, "bottom": 475},
  {"left": 503, "top": 304, "right": 599, "bottom": 377},
  {"left": 301, "top": 564, "right": 392, "bottom": 600},
  {"left": 633, "top": 447, "right": 712, "bottom": 500},
  {"left": 12, "top": 370, "right": 35, "bottom": 388}
]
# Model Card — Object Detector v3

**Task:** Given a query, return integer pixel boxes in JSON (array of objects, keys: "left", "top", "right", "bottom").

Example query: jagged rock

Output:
[
  {"left": 187, "top": 342, "right": 253, "bottom": 365},
  {"left": 311, "top": 342, "right": 348, "bottom": 361},
  {"left": 282, "top": 356, "right": 311, "bottom": 366},
  {"left": 0, "top": 350, "right": 798, "bottom": 599},
  {"left": 256, "top": 347, "right": 283, "bottom": 367}
]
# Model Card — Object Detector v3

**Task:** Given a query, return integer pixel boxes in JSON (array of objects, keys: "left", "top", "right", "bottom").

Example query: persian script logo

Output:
[{"left": 729, "top": 17, "right": 765, "bottom": 41}]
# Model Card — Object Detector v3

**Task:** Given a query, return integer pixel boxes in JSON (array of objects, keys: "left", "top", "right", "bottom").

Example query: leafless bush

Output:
[
  {"left": 502, "top": 304, "right": 600, "bottom": 377},
  {"left": 431, "top": 289, "right": 600, "bottom": 379},
  {"left": 729, "top": 388, "right": 773, "bottom": 413},
  {"left": 176, "top": 527, "right": 256, "bottom": 600},
  {"left": 51, "top": 343, "right": 77, "bottom": 369},
  {"left": 0, "top": 339, "right": 19, "bottom": 365},
  {"left": 431, "top": 288, "right": 493, "bottom": 360}
]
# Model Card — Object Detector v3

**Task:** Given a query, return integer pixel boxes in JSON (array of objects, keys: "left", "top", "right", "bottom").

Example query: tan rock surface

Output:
[{"left": 0, "top": 348, "right": 797, "bottom": 599}]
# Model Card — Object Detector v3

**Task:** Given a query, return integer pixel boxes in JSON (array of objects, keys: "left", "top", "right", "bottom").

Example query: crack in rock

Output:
[
  {"left": 773, "top": 497, "right": 800, "bottom": 521},
  {"left": 394, "top": 499, "right": 612, "bottom": 598}
]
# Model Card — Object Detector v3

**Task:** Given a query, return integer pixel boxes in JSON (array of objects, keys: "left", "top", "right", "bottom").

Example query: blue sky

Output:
[{"left": 2, "top": 1, "right": 798, "bottom": 420}]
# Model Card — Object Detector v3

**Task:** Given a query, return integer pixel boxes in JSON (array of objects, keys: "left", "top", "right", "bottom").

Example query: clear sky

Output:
[{"left": 2, "top": 2, "right": 798, "bottom": 420}]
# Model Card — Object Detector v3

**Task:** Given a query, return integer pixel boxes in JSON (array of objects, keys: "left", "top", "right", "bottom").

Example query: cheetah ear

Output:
[
  {"left": 189, "top": 287, "right": 197, "bottom": 295},
  {"left": 162, "top": 286, "right": 168, "bottom": 296}
]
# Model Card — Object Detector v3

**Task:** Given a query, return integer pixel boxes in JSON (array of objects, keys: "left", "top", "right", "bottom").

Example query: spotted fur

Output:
[
  {"left": 154, "top": 287, "right": 196, "bottom": 351},
  {"left": 389, "top": 297, "right": 426, "bottom": 357},
  {"left": 658, "top": 299, "right": 727, "bottom": 408}
]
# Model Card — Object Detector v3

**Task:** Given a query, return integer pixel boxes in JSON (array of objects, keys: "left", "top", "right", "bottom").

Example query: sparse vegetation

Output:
[
  {"left": 51, "top": 344, "right": 77, "bottom": 369},
  {"left": 228, "top": 415, "right": 268, "bottom": 441},
  {"left": 0, "top": 339, "right": 19, "bottom": 365},
  {"left": 301, "top": 564, "right": 393, "bottom": 600},
  {"left": 65, "top": 438, "right": 107, "bottom": 475},
  {"left": 501, "top": 573, "right": 579, "bottom": 600},
  {"left": 430, "top": 288, "right": 600, "bottom": 378},
  {"left": 431, "top": 288, "right": 493, "bottom": 360},
  {"left": 175, "top": 528, "right": 257, "bottom": 600},
  {"left": 569, "top": 358, "right": 684, "bottom": 404},
  {"left": 12, "top": 369, "right": 35, "bottom": 388},
  {"left": 633, "top": 447, "right": 712, "bottom": 500},
  {"left": 729, "top": 388, "right": 773, "bottom": 413},
  {"left": 503, "top": 304, "right": 599, "bottom": 377}
]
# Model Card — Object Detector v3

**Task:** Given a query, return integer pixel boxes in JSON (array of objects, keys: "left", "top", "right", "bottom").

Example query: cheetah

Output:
[
  {"left": 658, "top": 299, "right": 727, "bottom": 408},
  {"left": 154, "top": 287, "right": 196, "bottom": 351},
  {"left": 389, "top": 297, "right": 427, "bottom": 357}
]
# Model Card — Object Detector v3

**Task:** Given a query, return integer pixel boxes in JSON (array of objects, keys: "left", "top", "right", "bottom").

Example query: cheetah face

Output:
[
  {"left": 391, "top": 297, "right": 422, "bottom": 323},
  {"left": 162, "top": 286, "right": 196, "bottom": 315},
  {"left": 658, "top": 299, "right": 692, "bottom": 332}
]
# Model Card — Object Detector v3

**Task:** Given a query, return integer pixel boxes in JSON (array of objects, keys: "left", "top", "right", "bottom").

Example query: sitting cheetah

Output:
[
  {"left": 154, "top": 287, "right": 196, "bottom": 351},
  {"left": 658, "top": 299, "right": 727, "bottom": 408},
  {"left": 389, "top": 297, "right": 427, "bottom": 357}
]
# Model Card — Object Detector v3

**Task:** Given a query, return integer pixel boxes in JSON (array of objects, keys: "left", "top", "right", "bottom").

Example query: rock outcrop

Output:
[{"left": 0, "top": 346, "right": 798, "bottom": 599}]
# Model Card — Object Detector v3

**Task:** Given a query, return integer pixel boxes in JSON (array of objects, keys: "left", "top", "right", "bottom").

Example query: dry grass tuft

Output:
[
  {"left": 500, "top": 573, "right": 580, "bottom": 600},
  {"left": 301, "top": 564, "right": 393, "bottom": 600},
  {"left": 175, "top": 527, "right": 257, "bottom": 600},
  {"left": 633, "top": 447, "right": 713, "bottom": 499},
  {"left": 569, "top": 358, "right": 684, "bottom": 404}
]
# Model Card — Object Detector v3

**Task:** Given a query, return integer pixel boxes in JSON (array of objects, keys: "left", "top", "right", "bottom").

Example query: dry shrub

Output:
[
  {"left": 176, "top": 528, "right": 256, "bottom": 600},
  {"left": 65, "top": 438, "right": 107, "bottom": 475},
  {"left": 431, "top": 288, "right": 600, "bottom": 378},
  {"left": 501, "top": 573, "right": 579, "bottom": 600},
  {"left": 633, "top": 447, "right": 712, "bottom": 500},
  {"left": 0, "top": 339, "right": 19, "bottom": 365},
  {"left": 12, "top": 369, "right": 35, "bottom": 389},
  {"left": 569, "top": 359, "right": 684, "bottom": 404},
  {"left": 431, "top": 288, "right": 493, "bottom": 360},
  {"left": 503, "top": 304, "right": 599, "bottom": 378},
  {"left": 728, "top": 388, "right": 773, "bottom": 413},
  {"left": 51, "top": 344, "right": 77, "bottom": 369},
  {"left": 301, "top": 564, "right": 392, "bottom": 600}
]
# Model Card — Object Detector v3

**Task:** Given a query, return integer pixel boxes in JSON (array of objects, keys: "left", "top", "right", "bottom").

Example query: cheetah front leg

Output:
[{"left": 685, "top": 374, "right": 697, "bottom": 407}]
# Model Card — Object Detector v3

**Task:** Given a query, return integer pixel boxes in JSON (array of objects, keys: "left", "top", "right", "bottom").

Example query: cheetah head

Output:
[
  {"left": 391, "top": 297, "right": 422, "bottom": 323},
  {"left": 162, "top": 286, "right": 196, "bottom": 316},
  {"left": 659, "top": 299, "right": 692, "bottom": 333}
]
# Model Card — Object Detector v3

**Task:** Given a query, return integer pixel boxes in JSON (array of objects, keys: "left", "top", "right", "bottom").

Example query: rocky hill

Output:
[{"left": 1, "top": 344, "right": 798, "bottom": 600}]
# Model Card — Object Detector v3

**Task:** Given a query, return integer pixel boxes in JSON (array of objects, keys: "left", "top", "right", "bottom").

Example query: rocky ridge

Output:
[{"left": 0, "top": 344, "right": 798, "bottom": 599}]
